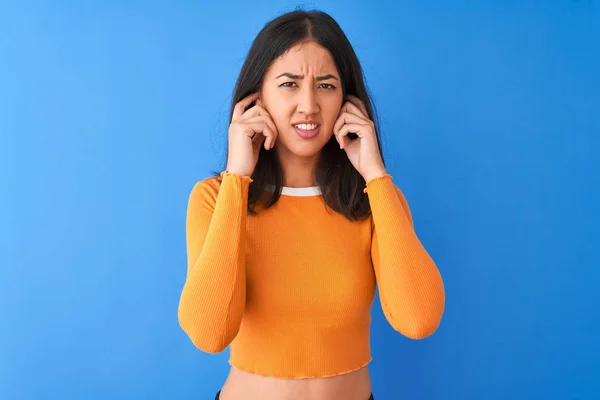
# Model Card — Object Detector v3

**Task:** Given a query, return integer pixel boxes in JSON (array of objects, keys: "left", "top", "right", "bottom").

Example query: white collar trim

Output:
[{"left": 266, "top": 184, "right": 322, "bottom": 196}]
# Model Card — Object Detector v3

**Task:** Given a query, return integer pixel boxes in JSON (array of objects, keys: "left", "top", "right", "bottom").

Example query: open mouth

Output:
[{"left": 293, "top": 123, "right": 321, "bottom": 139}]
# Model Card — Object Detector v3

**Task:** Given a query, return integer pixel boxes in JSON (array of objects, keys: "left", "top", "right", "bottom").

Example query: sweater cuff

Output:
[
  {"left": 220, "top": 170, "right": 254, "bottom": 182},
  {"left": 363, "top": 173, "right": 393, "bottom": 193}
]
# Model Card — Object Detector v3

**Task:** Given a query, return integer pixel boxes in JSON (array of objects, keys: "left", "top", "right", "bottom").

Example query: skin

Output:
[
  {"left": 257, "top": 39, "right": 345, "bottom": 187},
  {"left": 220, "top": 40, "right": 385, "bottom": 400}
]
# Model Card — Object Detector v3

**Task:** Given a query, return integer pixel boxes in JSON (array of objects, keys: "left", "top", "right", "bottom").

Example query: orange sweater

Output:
[{"left": 178, "top": 171, "right": 445, "bottom": 378}]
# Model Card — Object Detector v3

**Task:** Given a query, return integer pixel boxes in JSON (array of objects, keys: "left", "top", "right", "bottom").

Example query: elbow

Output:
[
  {"left": 392, "top": 299, "right": 445, "bottom": 340},
  {"left": 178, "top": 306, "right": 229, "bottom": 354},
  {"left": 402, "top": 273, "right": 445, "bottom": 339},
  {"left": 177, "top": 283, "right": 245, "bottom": 354},
  {"left": 399, "top": 314, "right": 443, "bottom": 340},
  {"left": 190, "top": 334, "right": 229, "bottom": 354}
]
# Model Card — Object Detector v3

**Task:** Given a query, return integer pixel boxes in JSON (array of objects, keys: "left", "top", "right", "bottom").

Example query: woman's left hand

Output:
[{"left": 333, "top": 95, "right": 388, "bottom": 184}]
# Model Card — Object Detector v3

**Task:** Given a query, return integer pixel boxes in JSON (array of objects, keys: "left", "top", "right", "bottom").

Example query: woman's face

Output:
[{"left": 259, "top": 40, "right": 344, "bottom": 158}]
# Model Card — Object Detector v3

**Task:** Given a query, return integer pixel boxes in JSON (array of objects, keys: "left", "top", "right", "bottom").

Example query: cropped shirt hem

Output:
[{"left": 227, "top": 356, "right": 373, "bottom": 379}]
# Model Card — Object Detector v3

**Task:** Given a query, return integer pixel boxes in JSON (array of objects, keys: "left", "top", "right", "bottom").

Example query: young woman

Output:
[{"left": 177, "top": 9, "right": 445, "bottom": 400}]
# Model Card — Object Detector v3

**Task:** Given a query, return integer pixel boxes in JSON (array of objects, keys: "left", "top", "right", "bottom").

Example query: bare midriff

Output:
[{"left": 219, "top": 364, "right": 372, "bottom": 400}]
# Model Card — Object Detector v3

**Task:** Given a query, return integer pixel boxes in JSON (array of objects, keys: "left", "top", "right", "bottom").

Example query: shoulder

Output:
[
  {"left": 192, "top": 175, "right": 222, "bottom": 193},
  {"left": 187, "top": 175, "right": 222, "bottom": 208}
]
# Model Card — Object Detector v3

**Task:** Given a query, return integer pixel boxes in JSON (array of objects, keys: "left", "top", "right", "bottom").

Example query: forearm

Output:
[
  {"left": 367, "top": 175, "right": 445, "bottom": 338},
  {"left": 178, "top": 172, "right": 251, "bottom": 352}
]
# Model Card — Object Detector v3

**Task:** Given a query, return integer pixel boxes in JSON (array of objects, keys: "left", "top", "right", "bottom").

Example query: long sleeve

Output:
[
  {"left": 366, "top": 174, "right": 445, "bottom": 339},
  {"left": 177, "top": 172, "right": 252, "bottom": 353}
]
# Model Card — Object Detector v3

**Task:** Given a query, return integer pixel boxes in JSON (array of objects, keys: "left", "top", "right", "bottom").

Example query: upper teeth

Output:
[{"left": 295, "top": 123, "right": 318, "bottom": 130}]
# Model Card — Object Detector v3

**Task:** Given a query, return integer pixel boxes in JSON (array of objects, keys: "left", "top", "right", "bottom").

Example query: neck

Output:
[{"left": 277, "top": 150, "right": 319, "bottom": 188}]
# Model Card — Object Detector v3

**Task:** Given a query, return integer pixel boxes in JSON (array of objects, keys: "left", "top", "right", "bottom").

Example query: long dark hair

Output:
[{"left": 213, "top": 8, "right": 385, "bottom": 221}]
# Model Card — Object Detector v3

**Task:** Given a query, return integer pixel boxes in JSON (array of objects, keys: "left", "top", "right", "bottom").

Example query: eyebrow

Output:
[{"left": 275, "top": 72, "right": 339, "bottom": 81}]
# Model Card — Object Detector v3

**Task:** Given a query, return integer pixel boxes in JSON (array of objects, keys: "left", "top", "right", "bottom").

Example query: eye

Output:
[
  {"left": 279, "top": 82, "right": 336, "bottom": 90},
  {"left": 320, "top": 83, "right": 336, "bottom": 90}
]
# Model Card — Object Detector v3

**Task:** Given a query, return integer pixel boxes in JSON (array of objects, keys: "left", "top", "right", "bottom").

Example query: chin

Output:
[
  {"left": 292, "top": 147, "right": 323, "bottom": 157},
  {"left": 287, "top": 139, "right": 330, "bottom": 157}
]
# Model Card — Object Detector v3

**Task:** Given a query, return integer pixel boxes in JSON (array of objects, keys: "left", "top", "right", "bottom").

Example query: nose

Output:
[{"left": 297, "top": 85, "right": 319, "bottom": 115}]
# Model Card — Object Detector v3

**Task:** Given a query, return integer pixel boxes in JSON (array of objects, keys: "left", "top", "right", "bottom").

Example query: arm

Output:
[
  {"left": 366, "top": 174, "right": 445, "bottom": 339},
  {"left": 177, "top": 171, "right": 251, "bottom": 353}
]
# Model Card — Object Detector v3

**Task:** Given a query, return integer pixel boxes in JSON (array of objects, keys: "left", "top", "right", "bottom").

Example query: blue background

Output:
[{"left": 1, "top": 1, "right": 599, "bottom": 399}]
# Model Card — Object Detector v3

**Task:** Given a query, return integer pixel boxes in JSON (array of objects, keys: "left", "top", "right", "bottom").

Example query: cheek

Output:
[
  {"left": 273, "top": 114, "right": 292, "bottom": 134},
  {"left": 261, "top": 104, "right": 288, "bottom": 131},
  {"left": 274, "top": 110, "right": 297, "bottom": 131},
  {"left": 324, "top": 101, "right": 343, "bottom": 128}
]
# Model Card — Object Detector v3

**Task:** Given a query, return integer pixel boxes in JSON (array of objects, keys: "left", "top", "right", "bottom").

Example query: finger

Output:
[
  {"left": 261, "top": 126, "right": 275, "bottom": 150},
  {"left": 337, "top": 123, "right": 365, "bottom": 149},
  {"left": 240, "top": 100, "right": 267, "bottom": 120},
  {"left": 233, "top": 92, "right": 260, "bottom": 120},
  {"left": 333, "top": 111, "right": 369, "bottom": 136},
  {"left": 241, "top": 104, "right": 274, "bottom": 129},
  {"left": 345, "top": 95, "right": 369, "bottom": 117},
  {"left": 255, "top": 109, "right": 278, "bottom": 145},
  {"left": 243, "top": 119, "right": 275, "bottom": 150},
  {"left": 244, "top": 121, "right": 268, "bottom": 139},
  {"left": 243, "top": 115, "right": 277, "bottom": 148},
  {"left": 245, "top": 112, "right": 278, "bottom": 149},
  {"left": 341, "top": 100, "right": 368, "bottom": 120}
]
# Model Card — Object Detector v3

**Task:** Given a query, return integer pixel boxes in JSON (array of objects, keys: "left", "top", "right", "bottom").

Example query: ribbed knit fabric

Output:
[{"left": 178, "top": 171, "right": 445, "bottom": 379}]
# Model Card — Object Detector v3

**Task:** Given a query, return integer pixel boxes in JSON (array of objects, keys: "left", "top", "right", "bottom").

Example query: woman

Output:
[{"left": 177, "top": 9, "right": 445, "bottom": 400}]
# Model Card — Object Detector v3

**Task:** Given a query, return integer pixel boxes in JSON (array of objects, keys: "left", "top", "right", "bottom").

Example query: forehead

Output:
[{"left": 266, "top": 41, "right": 337, "bottom": 76}]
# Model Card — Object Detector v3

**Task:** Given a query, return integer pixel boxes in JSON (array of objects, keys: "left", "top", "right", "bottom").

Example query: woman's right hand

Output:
[{"left": 225, "top": 92, "right": 278, "bottom": 177}]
